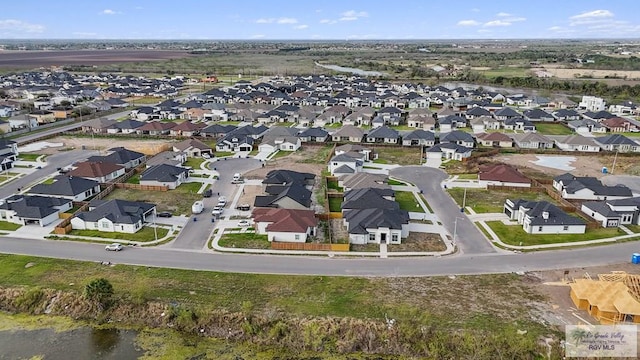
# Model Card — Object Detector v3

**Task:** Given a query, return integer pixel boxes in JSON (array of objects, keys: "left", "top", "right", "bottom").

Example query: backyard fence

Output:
[{"left": 270, "top": 242, "right": 349, "bottom": 252}]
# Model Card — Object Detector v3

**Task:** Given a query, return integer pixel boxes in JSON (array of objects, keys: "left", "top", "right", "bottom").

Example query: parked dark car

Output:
[
  {"left": 157, "top": 211, "right": 173, "bottom": 218},
  {"left": 203, "top": 189, "right": 213, "bottom": 198},
  {"left": 236, "top": 204, "right": 250, "bottom": 211}
]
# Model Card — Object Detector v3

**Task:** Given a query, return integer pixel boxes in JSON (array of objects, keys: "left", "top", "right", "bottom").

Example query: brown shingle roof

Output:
[
  {"left": 137, "top": 121, "right": 176, "bottom": 131},
  {"left": 67, "top": 161, "right": 124, "bottom": 178},
  {"left": 478, "top": 164, "right": 530, "bottom": 184},
  {"left": 252, "top": 208, "right": 317, "bottom": 233}
]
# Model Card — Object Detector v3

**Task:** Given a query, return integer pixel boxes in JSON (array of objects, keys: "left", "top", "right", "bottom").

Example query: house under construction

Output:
[{"left": 570, "top": 271, "right": 640, "bottom": 324}]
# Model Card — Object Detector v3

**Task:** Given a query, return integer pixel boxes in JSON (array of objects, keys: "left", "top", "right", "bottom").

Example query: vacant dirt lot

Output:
[
  {"left": 243, "top": 146, "right": 330, "bottom": 180},
  {"left": 38, "top": 136, "right": 174, "bottom": 155},
  {"left": 541, "top": 65, "right": 640, "bottom": 80},
  {"left": 492, "top": 154, "right": 625, "bottom": 179}
]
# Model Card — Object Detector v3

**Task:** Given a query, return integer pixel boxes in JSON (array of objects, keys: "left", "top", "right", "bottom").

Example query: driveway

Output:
[
  {"left": 168, "top": 158, "right": 262, "bottom": 250},
  {"left": 390, "top": 166, "right": 497, "bottom": 255}
]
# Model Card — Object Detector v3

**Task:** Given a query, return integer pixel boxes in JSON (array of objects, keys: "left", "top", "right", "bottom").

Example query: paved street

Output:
[
  {"left": 0, "top": 235, "right": 637, "bottom": 276},
  {"left": 390, "top": 166, "right": 497, "bottom": 254},
  {"left": 168, "top": 158, "right": 262, "bottom": 249},
  {"left": 0, "top": 149, "right": 98, "bottom": 200}
]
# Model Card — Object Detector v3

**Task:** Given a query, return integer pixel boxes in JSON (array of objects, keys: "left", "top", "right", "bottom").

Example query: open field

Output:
[
  {"left": 486, "top": 221, "right": 625, "bottom": 246},
  {"left": 388, "top": 232, "right": 446, "bottom": 252},
  {"left": 492, "top": 153, "right": 640, "bottom": 178},
  {"left": 373, "top": 146, "right": 421, "bottom": 166},
  {"left": 533, "top": 123, "right": 573, "bottom": 135},
  {"left": 542, "top": 66, "right": 640, "bottom": 80},
  {"left": 104, "top": 183, "right": 201, "bottom": 216},
  {"left": 0, "top": 50, "right": 197, "bottom": 69},
  {"left": 448, "top": 188, "right": 555, "bottom": 213},
  {"left": 217, "top": 233, "right": 269, "bottom": 249},
  {"left": 52, "top": 136, "right": 173, "bottom": 156}
]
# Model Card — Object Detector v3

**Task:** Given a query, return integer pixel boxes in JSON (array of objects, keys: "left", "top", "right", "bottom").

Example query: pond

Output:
[
  {"left": 314, "top": 62, "right": 386, "bottom": 76},
  {"left": 0, "top": 327, "right": 142, "bottom": 360}
]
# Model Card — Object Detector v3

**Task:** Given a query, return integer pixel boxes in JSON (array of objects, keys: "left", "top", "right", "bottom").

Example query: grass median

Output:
[{"left": 486, "top": 221, "right": 626, "bottom": 246}]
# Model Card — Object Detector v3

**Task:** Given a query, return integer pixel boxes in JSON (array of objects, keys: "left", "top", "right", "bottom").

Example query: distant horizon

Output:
[
  {"left": 1, "top": 38, "right": 640, "bottom": 43},
  {"left": 2, "top": 1, "right": 640, "bottom": 40}
]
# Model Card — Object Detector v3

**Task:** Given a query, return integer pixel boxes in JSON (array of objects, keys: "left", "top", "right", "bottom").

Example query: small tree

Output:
[{"left": 84, "top": 278, "right": 114, "bottom": 308}]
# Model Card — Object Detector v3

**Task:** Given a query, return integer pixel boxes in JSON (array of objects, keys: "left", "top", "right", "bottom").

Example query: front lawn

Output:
[
  {"left": 0, "top": 221, "right": 22, "bottom": 231},
  {"left": 533, "top": 123, "right": 573, "bottom": 135},
  {"left": 68, "top": 226, "right": 169, "bottom": 242},
  {"left": 126, "top": 174, "right": 140, "bottom": 184},
  {"left": 177, "top": 182, "right": 203, "bottom": 194},
  {"left": 18, "top": 153, "right": 43, "bottom": 161},
  {"left": 374, "top": 147, "right": 421, "bottom": 166},
  {"left": 326, "top": 178, "right": 343, "bottom": 192},
  {"left": 217, "top": 233, "right": 270, "bottom": 249},
  {"left": 395, "top": 191, "right": 425, "bottom": 213},
  {"left": 486, "top": 221, "right": 626, "bottom": 246},
  {"left": 328, "top": 196, "right": 343, "bottom": 212},
  {"left": 456, "top": 174, "right": 478, "bottom": 180},
  {"left": 389, "top": 232, "right": 446, "bottom": 252},
  {"left": 387, "top": 178, "right": 406, "bottom": 186},
  {"left": 183, "top": 157, "right": 206, "bottom": 169},
  {"left": 214, "top": 151, "right": 235, "bottom": 158},
  {"left": 448, "top": 188, "right": 554, "bottom": 213}
]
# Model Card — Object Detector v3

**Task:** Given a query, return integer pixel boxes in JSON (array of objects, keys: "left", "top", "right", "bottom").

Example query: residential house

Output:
[
  {"left": 568, "top": 119, "right": 606, "bottom": 134},
  {"left": 29, "top": 110, "right": 55, "bottom": 124},
  {"left": 258, "top": 126, "right": 301, "bottom": 153},
  {"left": 81, "top": 117, "right": 117, "bottom": 134},
  {"left": 331, "top": 125, "right": 365, "bottom": 143},
  {"left": 254, "top": 183, "right": 312, "bottom": 210},
  {"left": 7, "top": 114, "right": 38, "bottom": 131},
  {"left": 200, "top": 124, "right": 236, "bottom": 138},
  {"left": 512, "top": 132, "right": 554, "bottom": 149},
  {"left": 298, "top": 127, "right": 328, "bottom": 143},
  {"left": 582, "top": 197, "right": 640, "bottom": 228},
  {"left": 107, "top": 119, "right": 145, "bottom": 134},
  {"left": 402, "top": 129, "right": 435, "bottom": 147},
  {"left": 136, "top": 121, "right": 176, "bottom": 136},
  {"left": 579, "top": 96, "right": 606, "bottom": 112},
  {"left": 328, "top": 153, "right": 364, "bottom": 176},
  {"left": 251, "top": 208, "right": 318, "bottom": 243},
  {"left": 70, "top": 199, "right": 156, "bottom": 234},
  {"left": 465, "top": 106, "right": 492, "bottom": 119},
  {"left": 145, "top": 151, "right": 187, "bottom": 168},
  {"left": 554, "top": 135, "right": 601, "bottom": 152},
  {"left": 172, "top": 138, "right": 213, "bottom": 157},
  {"left": 339, "top": 173, "right": 390, "bottom": 191},
  {"left": 503, "top": 199, "right": 586, "bottom": 234},
  {"left": 475, "top": 132, "right": 513, "bottom": 148},
  {"left": 334, "top": 144, "right": 372, "bottom": 161},
  {"left": 478, "top": 164, "right": 531, "bottom": 188},
  {"left": 139, "top": 164, "right": 189, "bottom": 190},
  {"left": 426, "top": 143, "right": 473, "bottom": 161},
  {"left": 0, "top": 139, "right": 18, "bottom": 171},
  {"left": 262, "top": 170, "right": 315, "bottom": 187},
  {"left": 438, "top": 115, "right": 466, "bottom": 133},
  {"left": 503, "top": 117, "right": 536, "bottom": 132},
  {"left": 0, "top": 194, "right": 72, "bottom": 227},
  {"left": 553, "top": 173, "right": 633, "bottom": 201},
  {"left": 406, "top": 115, "right": 436, "bottom": 130},
  {"left": 365, "top": 126, "right": 399, "bottom": 144},
  {"left": 28, "top": 176, "right": 100, "bottom": 202},
  {"left": 493, "top": 107, "right": 522, "bottom": 121},
  {"left": 609, "top": 101, "right": 638, "bottom": 115},
  {"left": 169, "top": 121, "right": 205, "bottom": 137},
  {"left": 594, "top": 134, "right": 640, "bottom": 152},
  {"left": 523, "top": 108, "right": 555, "bottom": 122},
  {"left": 601, "top": 117, "right": 638, "bottom": 133},
  {"left": 440, "top": 130, "right": 475, "bottom": 148},
  {"left": 554, "top": 109, "right": 582, "bottom": 121},
  {"left": 66, "top": 161, "right": 126, "bottom": 183},
  {"left": 87, "top": 147, "right": 145, "bottom": 169}
]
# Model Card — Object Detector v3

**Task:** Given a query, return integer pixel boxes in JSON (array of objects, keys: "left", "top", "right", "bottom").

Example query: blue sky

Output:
[{"left": 0, "top": 1, "right": 639, "bottom": 40}]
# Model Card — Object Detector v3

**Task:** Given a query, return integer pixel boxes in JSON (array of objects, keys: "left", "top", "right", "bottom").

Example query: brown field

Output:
[
  {"left": 0, "top": 50, "right": 196, "bottom": 68},
  {"left": 38, "top": 136, "right": 174, "bottom": 156},
  {"left": 541, "top": 65, "right": 640, "bottom": 81}
]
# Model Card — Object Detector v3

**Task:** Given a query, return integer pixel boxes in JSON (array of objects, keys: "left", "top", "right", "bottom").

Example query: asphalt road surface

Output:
[
  {"left": 1, "top": 149, "right": 98, "bottom": 200},
  {"left": 390, "top": 166, "right": 497, "bottom": 254},
  {"left": 169, "top": 158, "right": 262, "bottom": 249},
  {"left": 0, "top": 236, "right": 636, "bottom": 276}
]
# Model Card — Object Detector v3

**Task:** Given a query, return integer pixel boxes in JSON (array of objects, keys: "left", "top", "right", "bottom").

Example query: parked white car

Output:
[
  {"left": 105, "top": 243, "right": 123, "bottom": 251},
  {"left": 211, "top": 206, "right": 224, "bottom": 216},
  {"left": 238, "top": 220, "right": 251, "bottom": 227}
]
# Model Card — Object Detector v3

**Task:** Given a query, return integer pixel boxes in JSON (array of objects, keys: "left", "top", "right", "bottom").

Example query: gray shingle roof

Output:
[
  {"left": 140, "top": 164, "right": 189, "bottom": 183},
  {"left": 76, "top": 199, "right": 155, "bottom": 224},
  {"left": 28, "top": 176, "right": 99, "bottom": 197}
]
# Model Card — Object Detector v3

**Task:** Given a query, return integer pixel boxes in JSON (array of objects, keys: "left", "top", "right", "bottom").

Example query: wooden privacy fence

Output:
[
  {"left": 270, "top": 242, "right": 350, "bottom": 252},
  {"left": 114, "top": 183, "right": 169, "bottom": 191},
  {"left": 486, "top": 185, "right": 546, "bottom": 192}
]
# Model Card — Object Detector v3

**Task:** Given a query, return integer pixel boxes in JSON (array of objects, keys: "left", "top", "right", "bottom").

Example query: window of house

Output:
[
  {"left": 101, "top": 222, "right": 109, "bottom": 229},
  {"left": 538, "top": 226, "right": 543, "bottom": 231},
  {"left": 368, "top": 233, "right": 375, "bottom": 242},
  {"left": 563, "top": 226, "right": 569, "bottom": 231},
  {"left": 294, "top": 234, "right": 300, "bottom": 240},
  {"left": 391, "top": 234, "right": 399, "bottom": 242}
]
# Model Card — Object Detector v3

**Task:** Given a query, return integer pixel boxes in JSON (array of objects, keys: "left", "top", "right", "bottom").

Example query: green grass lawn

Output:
[
  {"left": 328, "top": 196, "right": 343, "bottom": 212},
  {"left": 214, "top": 151, "right": 235, "bottom": 158},
  {"left": 325, "top": 123, "right": 342, "bottom": 128},
  {"left": 374, "top": 147, "right": 421, "bottom": 166},
  {"left": 479, "top": 67, "right": 530, "bottom": 78},
  {"left": 533, "top": 123, "right": 573, "bottom": 135},
  {"left": 486, "top": 221, "right": 626, "bottom": 246},
  {"left": 390, "top": 125, "right": 413, "bottom": 131},
  {"left": 395, "top": 191, "right": 425, "bottom": 213},
  {"left": 625, "top": 225, "right": 640, "bottom": 233},
  {"left": 67, "top": 226, "right": 169, "bottom": 242},
  {"left": 217, "top": 233, "right": 270, "bottom": 249},
  {"left": 448, "top": 188, "right": 554, "bottom": 213},
  {"left": 0, "top": 221, "right": 22, "bottom": 231},
  {"left": 18, "top": 153, "right": 43, "bottom": 161},
  {"left": 183, "top": 157, "right": 206, "bottom": 169},
  {"left": 326, "top": 178, "right": 343, "bottom": 192},
  {"left": 387, "top": 178, "right": 406, "bottom": 186},
  {"left": 40, "top": 178, "right": 56, "bottom": 185},
  {"left": 177, "top": 182, "right": 202, "bottom": 194},
  {"left": 455, "top": 174, "right": 478, "bottom": 180},
  {"left": 270, "top": 150, "right": 292, "bottom": 159},
  {"left": 125, "top": 174, "right": 140, "bottom": 184}
]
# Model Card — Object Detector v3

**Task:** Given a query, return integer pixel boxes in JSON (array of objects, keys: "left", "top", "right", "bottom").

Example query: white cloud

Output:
[
  {"left": 250, "top": 34, "right": 265, "bottom": 39},
  {"left": 256, "top": 17, "right": 298, "bottom": 24},
  {"left": 496, "top": 12, "right": 511, "bottom": 17},
  {"left": 340, "top": 10, "right": 368, "bottom": 21},
  {"left": 471, "top": 8, "right": 480, "bottom": 12},
  {"left": 294, "top": 24, "right": 308, "bottom": 30},
  {"left": 484, "top": 20, "right": 511, "bottom": 27},
  {"left": 320, "top": 19, "right": 337, "bottom": 25},
  {"left": 102, "top": 9, "right": 117, "bottom": 15},
  {"left": 72, "top": 31, "right": 97, "bottom": 37},
  {"left": 0, "top": 19, "right": 45, "bottom": 35},
  {"left": 346, "top": 33, "right": 377, "bottom": 40},
  {"left": 570, "top": 9, "right": 614, "bottom": 20},
  {"left": 548, "top": 26, "right": 563, "bottom": 31},
  {"left": 457, "top": 20, "right": 480, "bottom": 26},
  {"left": 277, "top": 17, "right": 298, "bottom": 24}
]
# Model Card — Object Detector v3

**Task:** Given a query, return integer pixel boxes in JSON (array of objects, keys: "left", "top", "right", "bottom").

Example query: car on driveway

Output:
[
  {"left": 105, "top": 243, "right": 123, "bottom": 251},
  {"left": 238, "top": 220, "right": 251, "bottom": 227},
  {"left": 217, "top": 199, "right": 227, "bottom": 207},
  {"left": 211, "top": 206, "right": 224, "bottom": 216},
  {"left": 203, "top": 189, "right": 213, "bottom": 198},
  {"left": 157, "top": 211, "right": 173, "bottom": 218}
]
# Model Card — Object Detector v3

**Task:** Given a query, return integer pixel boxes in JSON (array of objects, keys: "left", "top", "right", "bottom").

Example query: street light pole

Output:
[{"left": 453, "top": 217, "right": 464, "bottom": 247}]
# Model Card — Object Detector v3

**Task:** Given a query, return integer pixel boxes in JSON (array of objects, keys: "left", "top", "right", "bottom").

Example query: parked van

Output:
[
  {"left": 233, "top": 173, "right": 241, "bottom": 181},
  {"left": 191, "top": 200, "right": 204, "bottom": 214}
]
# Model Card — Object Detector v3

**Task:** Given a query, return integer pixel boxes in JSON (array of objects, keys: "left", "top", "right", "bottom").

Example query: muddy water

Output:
[{"left": 0, "top": 327, "right": 142, "bottom": 360}]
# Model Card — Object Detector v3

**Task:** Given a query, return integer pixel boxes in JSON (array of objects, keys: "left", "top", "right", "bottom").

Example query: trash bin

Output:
[{"left": 632, "top": 253, "right": 640, "bottom": 264}]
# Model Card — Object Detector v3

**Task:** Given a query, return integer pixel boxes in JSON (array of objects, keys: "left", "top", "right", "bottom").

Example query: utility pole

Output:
[
  {"left": 611, "top": 149, "right": 619, "bottom": 174},
  {"left": 453, "top": 217, "right": 464, "bottom": 247},
  {"left": 462, "top": 187, "right": 467, "bottom": 212}
]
